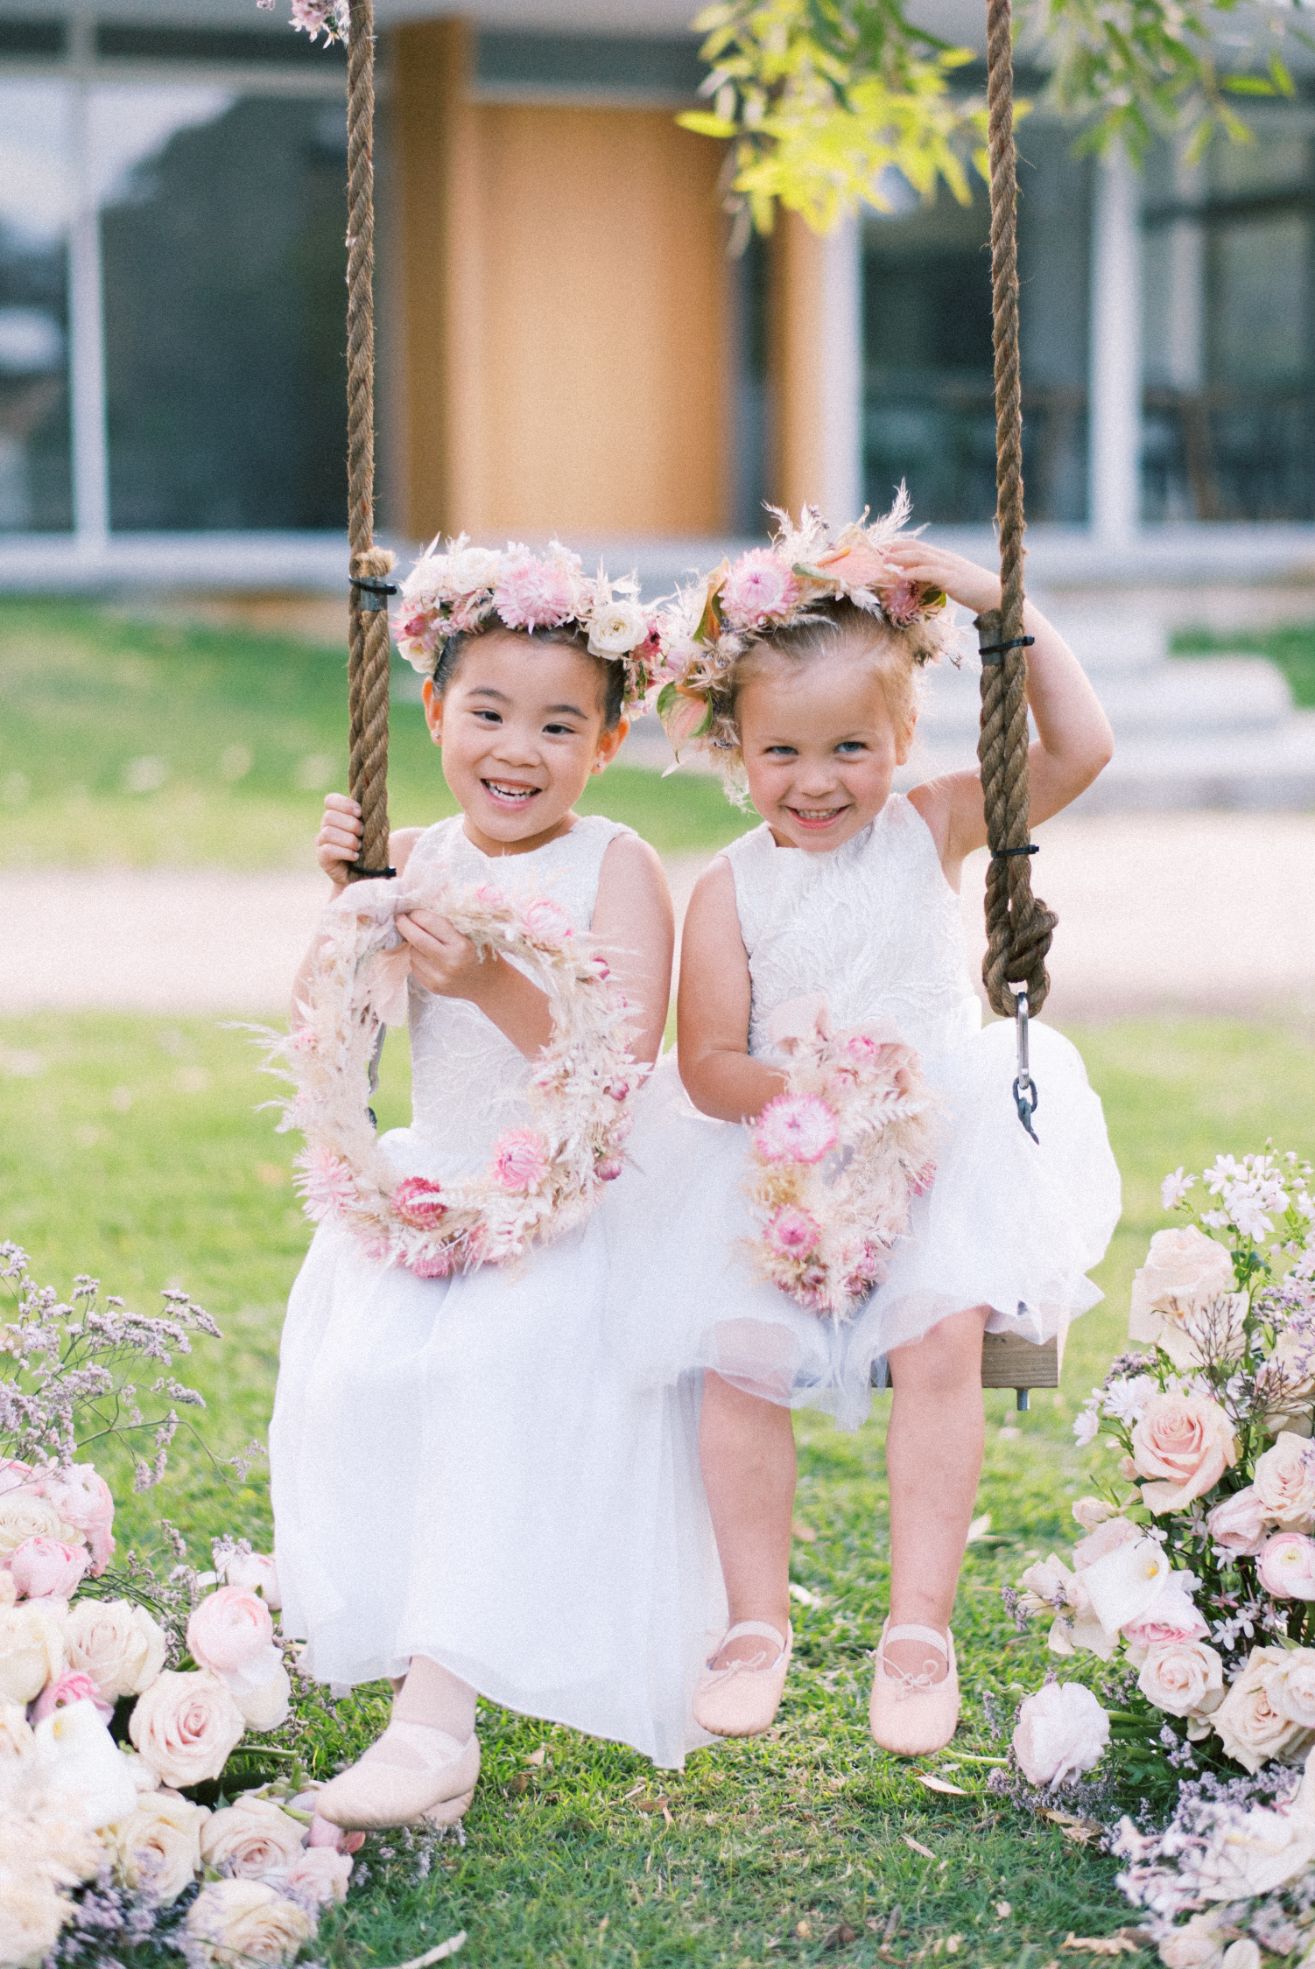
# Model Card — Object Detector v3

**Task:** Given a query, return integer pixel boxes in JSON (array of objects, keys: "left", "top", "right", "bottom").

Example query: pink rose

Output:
[
  {"left": 719, "top": 549, "right": 801, "bottom": 628},
  {"left": 1258, "top": 1532, "right": 1315, "bottom": 1601},
  {"left": 393, "top": 1176, "right": 447, "bottom": 1229},
  {"left": 754, "top": 1094, "right": 839, "bottom": 1167},
  {"left": 1131, "top": 1390, "right": 1238, "bottom": 1514},
  {"left": 767, "top": 1206, "right": 822, "bottom": 1257},
  {"left": 128, "top": 1670, "right": 246, "bottom": 1788},
  {"left": 521, "top": 898, "right": 573, "bottom": 947},
  {"left": 1207, "top": 1487, "right": 1273, "bottom": 1557},
  {"left": 39, "top": 1466, "right": 115, "bottom": 1574},
  {"left": 283, "top": 1846, "right": 354, "bottom": 1906},
  {"left": 9, "top": 1536, "right": 88, "bottom": 1601},
  {"left": 491, "top": 1129, "right": 550, "bottom": 1193},
  {"left": 0, "top": 1460, "right": 33, "bottom": 1496},
  {"left": 1123, "top": 1583, "right": 1209, "bottom": 1660},
  {"left": 187, "top": 1586, "right": 274, "bottom": 1677},
  {"left": 30, "top": 1669, "right": 114, "bottom": 1725},
  {"left": 492, "top": 553, "right": 581, "bottom": 631},
  {"left": 1253, "top": 1432, "right": 1315, "bottom": 1531}
]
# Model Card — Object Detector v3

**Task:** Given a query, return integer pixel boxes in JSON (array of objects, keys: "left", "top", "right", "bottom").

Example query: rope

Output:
[
  {"left": 345, "top": 0, "right": 395, "bottom": 880},
  {"left": 976, "top": 0, "right": 1056, "bottom": 1017}
]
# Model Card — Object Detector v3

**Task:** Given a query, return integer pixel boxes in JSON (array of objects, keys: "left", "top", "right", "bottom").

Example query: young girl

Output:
[
  {"left": 619, "top": 500, "right": 1121, "bottom": 1756},
  {"left": 269, "top": 541, "right": 718, "bottom": 1830}
]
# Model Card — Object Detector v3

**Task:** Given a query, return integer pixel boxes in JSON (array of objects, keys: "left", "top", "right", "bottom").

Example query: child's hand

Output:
[
  {"left": 317, "top": 795, "right": 363, "bottom": 885},
  {"left": 877, "top": 539, "right": 1001, "bottom": 619},
  {"left": 396, "top": 909, "right": 487, "bottom": 999}
]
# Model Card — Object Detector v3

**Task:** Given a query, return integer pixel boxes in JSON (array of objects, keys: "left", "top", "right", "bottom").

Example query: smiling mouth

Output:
[
  {"left": 787, "top": 804, "right": 849, "bottom": 826},
  {"left": 482, "top": 779, "right": 541, "bottom": 808}
]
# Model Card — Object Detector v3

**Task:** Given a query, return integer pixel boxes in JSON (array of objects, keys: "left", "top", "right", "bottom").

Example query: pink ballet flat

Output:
[
  {"left": 869, "top": 1621, "right": 959, "bottom": 1756},
  {"left": 315, "top": 1721, "right": 480, "bottom": 1831},
  {"left": 694, "top": 1620, "right": 793, "bottom": 1738}
]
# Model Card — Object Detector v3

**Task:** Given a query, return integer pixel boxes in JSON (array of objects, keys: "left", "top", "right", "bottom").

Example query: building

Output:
[{"left": 1, "top": 0, "right": 1312, "bottom": 620}]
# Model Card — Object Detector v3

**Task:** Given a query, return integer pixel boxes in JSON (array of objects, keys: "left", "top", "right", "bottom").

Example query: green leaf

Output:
[{"left": 677, "top": 110, "right": 739, "bottom": 138}]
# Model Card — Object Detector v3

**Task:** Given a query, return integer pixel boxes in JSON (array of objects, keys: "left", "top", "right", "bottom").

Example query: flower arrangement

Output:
[
  {"left": 653, "top": 487, "right": 963, "bottom": 769},
  {"left": 260, "top": 873, "right": 643, "bottom": 1278},
  {"left": 390, "top": 535, "right": 662, "bottom": 713},
  {"left": 0, "top": 1246, "right": 370, "bottom": 1969},
  {"left": 1000, "top": 1152, "right": 1315, "bottom": 1965},
  {"left": 256, "top": 0, "right": 348, "bottom": 41},
  {"left": 745, "top": 1006, "right": 938, "bottom": 1320}
]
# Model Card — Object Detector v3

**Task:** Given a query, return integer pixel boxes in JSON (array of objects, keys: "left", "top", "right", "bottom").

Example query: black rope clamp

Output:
[
  {"left": 352, "top": 863, "right": 396, "bottom": 880},
  {"left": 991, "top": 843, "right": 1039, "bottom": 862},
  {"left": 350, "top": 572, "right": 398, "bottom": 614},
  {"left": 979, "top": 634, "right": 1035, "bottom": 664},
  {"left": 1012, "top": 986, "right": 1040, "bottom": 1143}
]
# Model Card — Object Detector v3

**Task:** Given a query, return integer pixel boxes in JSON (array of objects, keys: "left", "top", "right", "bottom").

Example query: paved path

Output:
[{"left": 3, "top": 813, "right": 1313, "bottom": 1021}]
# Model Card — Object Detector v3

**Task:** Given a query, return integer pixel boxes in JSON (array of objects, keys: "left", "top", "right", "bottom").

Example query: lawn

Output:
[
  {"left": 1173, "top": 620, "right": 1315, "bottom": 707},
  {"left": 1, "top": 600, "right": 746, "bottom": 870},
  {"left": 4, "top": 1009, "right": 1314, "bottom": 1968}
]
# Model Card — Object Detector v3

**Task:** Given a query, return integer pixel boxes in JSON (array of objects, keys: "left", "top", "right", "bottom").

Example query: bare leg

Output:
[
  {"left": 883, "top": 1305, "right": 989, "bottom": 1681},
  {"left": 393, "top": 1654, "right": 477, "bottom": 1739},
  {"left": 700, "top": 1371, "right": 795, "bottom": 1666}
]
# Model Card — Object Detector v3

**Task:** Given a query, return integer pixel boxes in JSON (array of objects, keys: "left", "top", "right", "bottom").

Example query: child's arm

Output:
[
  {"left": 591, "top": 834, "right": 676, "bottom": 1068},
  {"left": 677, "top": 859, "right": 786, "bottom": 1123},
  {"left": 877, "top": 541, "right": 1115, "bottom": 886}
]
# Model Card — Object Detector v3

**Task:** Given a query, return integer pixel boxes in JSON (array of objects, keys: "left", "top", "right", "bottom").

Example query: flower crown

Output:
[
  {"left": 654, "top": 487, "right": 959, "bottom": 758},
  {"left": 391, "top": 535, "right": 661, "bottom": 713}
]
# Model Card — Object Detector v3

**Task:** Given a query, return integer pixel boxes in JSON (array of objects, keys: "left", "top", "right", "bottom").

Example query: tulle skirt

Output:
[
  {"left": 270, "top": 1128, "right": 723, "bottom": 1769},
  {"left": 606, "top": 1022, "right": 1121, "bottom": 1432}
]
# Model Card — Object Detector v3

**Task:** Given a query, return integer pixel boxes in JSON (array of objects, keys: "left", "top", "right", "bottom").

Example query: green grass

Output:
[
  {"left": 0, "top": 601, "right": 746, "bottom": 869},
  {"left": 1172, "top": 620, "right": 1315, "bottom": 708},
  {"left": 5, "top": 1011, "right": 1315, "bottom": 1966}
]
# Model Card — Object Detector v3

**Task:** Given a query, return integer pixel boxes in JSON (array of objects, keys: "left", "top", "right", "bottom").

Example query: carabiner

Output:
[{"left": 1012, "top": 986, "right": 1039, "bottom": 1142}]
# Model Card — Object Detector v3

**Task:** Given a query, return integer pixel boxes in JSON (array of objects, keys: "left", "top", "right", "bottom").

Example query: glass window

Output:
[
  {"left": 0, "top": 77, "right": 73, "bottom": 533},
  {"left": 1141, "top": 116, "right": 1315, "bottom": 521},
  {"left": 93, "top": 84, "right": 349, "bottom": 532},
  {"left": 860, "top": 121, "right": 1093, "bottom": 525}
]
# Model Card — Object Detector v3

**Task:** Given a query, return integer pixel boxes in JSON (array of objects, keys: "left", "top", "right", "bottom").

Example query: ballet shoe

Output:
[
  {"left": 315, "top": 1719, "right": 480, "bottom": 1831},
  {"left": 868, "top": 1621, "right": 959, "bottom": 1756},
  {"left": 694, "top": 1620, "right": 792, "bottom": 1738}
]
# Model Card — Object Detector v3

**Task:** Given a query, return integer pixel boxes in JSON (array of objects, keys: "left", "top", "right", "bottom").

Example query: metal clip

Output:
[{"left": 1012, "top": 986, "right": 1039, "bottom": 1142}]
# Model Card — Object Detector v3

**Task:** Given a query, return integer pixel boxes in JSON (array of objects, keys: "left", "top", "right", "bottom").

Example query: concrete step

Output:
[{"left": 917, "top": 654, "right": 1294, "bottom": 742}]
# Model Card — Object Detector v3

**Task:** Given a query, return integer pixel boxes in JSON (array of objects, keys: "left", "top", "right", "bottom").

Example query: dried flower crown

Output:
[
  {"left": 391, "top": 535, "right": 660, "bottom": 714},
  {"left": 654, "top": 486, "right": 960, "bottom": 760}
]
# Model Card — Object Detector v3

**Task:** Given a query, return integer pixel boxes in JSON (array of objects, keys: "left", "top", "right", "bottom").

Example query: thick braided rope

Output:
[
  {"left": 345, "top": 0, "right": 394, "bottom": 878},
  {"left": 976, "top": 0, "right": 1056, "bottom": 1017}
]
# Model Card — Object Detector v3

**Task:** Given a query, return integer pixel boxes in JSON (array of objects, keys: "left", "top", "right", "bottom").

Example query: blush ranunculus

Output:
[
  {"left": 491, "top": 1129, "right": 550, "bottom": 1193},
  {"left": 521, "top": 898, "right": 574, "bottom": 947},
  {"left": 1258, "top": 1531, "right": 1315, "bottom": 1600},
  {"left": 187, "top": 1586, "right": 275, "bottom": 1677},
  {"left": 1012, "top": 1680, "right": 1110, "bottom": 1786},
  {"left": 30, "top": 1669, "right": 114, "bottom": 1726},
  {"left": 753, "top": 1094, "right": 839, "bottom": 1166},
  {"left": 1131, "top": 1389, "right": 1238, "bottom": 1514},
  {"left": 222, "top": 1550, "right": 281, "bottom": 1611},
  {"left": 38, "top": 1465, "right": 115, "bottom": 1575},
  {"left": 9, "top": 1536, "right": 88, "bottom": 1601}
]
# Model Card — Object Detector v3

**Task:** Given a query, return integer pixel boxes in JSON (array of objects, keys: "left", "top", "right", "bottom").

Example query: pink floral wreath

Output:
[
  {"left": 747, "top": 1004, "right": 940, "bottom": 1319},
  {"left": 262, "top": 878, "right": 643, "bottom": 1277}
]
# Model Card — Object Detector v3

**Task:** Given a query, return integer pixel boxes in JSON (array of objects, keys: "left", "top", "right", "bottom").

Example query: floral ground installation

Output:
[
  {"left": 0, "top": 1244, "right": 443, "bottom": 1969},
  {"left": 1002, "top": 1152, "right": 1315, "bottom": 1968}
]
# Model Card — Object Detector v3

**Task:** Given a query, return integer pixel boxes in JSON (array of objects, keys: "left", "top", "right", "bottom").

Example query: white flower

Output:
[
  {"left": 220, "top": 1651, "right": 292, "bottom": 1732},
  {"left": 1102, "top": 1373, "right": 1159, "bottom": 1426},
  {"left": 200, "top": 1796, "right": 306, "bottom": 1879},
  {"left": 1195, "top": 1799, "right": 1315, "bottom": 1900},
  {"left": 113, "top": 1789, "right": 208, "bottom": 1904},
  {"left": 222, "top": 1550, "right": 282, "bottom": 1611},
  {"left": 128, "top": 1670, "right": 246, "bottom": 1789},
  {"left": 0, "top": 1700, "right": 36, "bottom": 1798},
  {"left": 1072, "top": 1407, "right": 1100, "bottom": 1448},
  {"left": 0, "top": 1601, "right": 64, "bottom": 1704},
  {"left": 32, "top": 1700, "right": 139, "bottom": 1830},
  {"left": 587, "top": 598, "right": 648, "bottom": 656},
  {"left": 1071, "top": 1496, "right": 1116, "bottom": 1532},
  {"left": 1160, "top": 1168, "right": 1196, "bottom": 1210},
  {"left": 185, "top": 1879, "right": 316, "bottom": 1965},
  {"left": 445, "top": 544, "right": 503, "bottom": 594},
  {"left": 1012, "top": 1681, "right": 1110, "bottom": 1785},
  {"left": 1079, "top": 1535, "right": 1172, "bottom": 1638},
  {"left": 63, "top": 1597, "right": 167, "bottom": 1700},
  {"left": 0, "top": 1864, "right": 69, "bottom": 1969}
]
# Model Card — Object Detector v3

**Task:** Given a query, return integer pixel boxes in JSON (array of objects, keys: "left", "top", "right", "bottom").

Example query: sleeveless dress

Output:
[
  {"left": 270, "top": 814, "right": 720, "bottom": 1768},
  {"left": 610, "top": 794, "right": 1121, "bottom": 1431}
]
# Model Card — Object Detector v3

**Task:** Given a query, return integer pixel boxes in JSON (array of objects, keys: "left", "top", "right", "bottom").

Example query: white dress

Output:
[
  {"left": 270, "top": 815, "right": 720, "bottom": 1769},
  {"left": 611, "top": 794, "right": 1121, "bottom": 1431}
]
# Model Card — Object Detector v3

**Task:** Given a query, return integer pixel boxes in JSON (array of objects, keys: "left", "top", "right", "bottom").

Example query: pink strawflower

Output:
[
  {"left": 766, "top": 1206, "right": 822, "bottom": 1256},
  {"left": 301, "top": 1147, "right": 357, "bottom": 1221},
  {"left": 879, "top": 580, "right": 927, "bottom": 628},
  {"left": 30, "top": 1668, "right": 114, "bottom": 1725},
  {"left": 492, "top": 554, "right": 581, "bottom": 631},
  {"left": 845, "top": 1034, "right": 879, "bottom": 1063},
  {"left": 521, "top": 898, "right": 573, "bottom": 947},
  {"left": 392, "top": 1177, "right": 447, "bottom": 1230},
  {"left": 492, "top": 1129, "right": 550, "bottom": 1193},
  {"left": 9, "top": 1535, "right": 88, "bottom": 1601},
  {"left": 405, "top": 1246, "right": 454, "bottom": 1280},
  {"left": 720, "top": 550, "right": 801, "bottom": 628},
  {"left": 754, "top": 1094, "right": 839, "bottom": 1166}
]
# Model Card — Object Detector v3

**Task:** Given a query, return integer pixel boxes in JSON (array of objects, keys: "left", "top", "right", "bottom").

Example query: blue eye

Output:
[
  {"left": 836, "top": 740, "right": 866, "bottom": 754},
  {"left": 765, "top": 744, "right": 797, "bottom": 757}
]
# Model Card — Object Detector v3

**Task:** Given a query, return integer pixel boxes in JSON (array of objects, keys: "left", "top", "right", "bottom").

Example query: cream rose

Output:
[
  {"left": 0, "top": 1600, "right": 64, "bottom": 1704},
  {"left": 113, "top": 1789, "right": 208, "bottom": 1904},
  {"left": 1259, "top": 1328, "right": 1315, "bottom": 1437},
  {"left": 0, "top": 1869, "right": 69, "bottom": 1969},
  {"left": 64, "top": 1598, "right": 167, "bottom": 1701},
  {"left": 128, "top": 1670, "right": 246, "bottom": 1788},
  {"left": 1253, "top": 1431, "right": 1315, "bottom": 1531},
  {"left": 587, "top": 599, "right": 648, "bottom": 656},
  {"left": 1206, "top": 1486, "right": 1272, "bottom": 1557},
  {"left": 185, "top": 1879, "right": 316, "bottom": 1966},
  {"left": 1131, "top": 1390, "right": 1238, "bottom": 1513},
  {"left": 281, "top": 1845, "right": 352, "bottom": 1905},
  {"left": 0, "top": 1488, "right": 69, "bottom": 1565},
  {"left": 1129, "top": 1225, "right": 1245, "bottom": 1366},
  {"left": 1212, "top": 1646, "right": 1313, "bottom": 1773},
  {"left": 1012, "top": 1680, "right": 1110, "bottom": 1786},
  {"left": 200, "top": 1796, "right": 306, "bottom": 1878},
  {"left": 1137, "top": 1640, "right": 1225, "bottom": 1719},
  {"left": 1269, "top": 1650, "right": 1315, "bottom": 1730},
  {"left": 1157, "top": 1914, "right": 1227, "bottom": 1969}
]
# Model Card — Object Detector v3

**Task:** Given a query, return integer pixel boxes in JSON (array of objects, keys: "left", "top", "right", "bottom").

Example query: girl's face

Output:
[
  {"left": 422, "top": 629, "right": 626, "bottom": 855},
  {"left": 736, "top": 645, "right": 911, "bottom": 853}
]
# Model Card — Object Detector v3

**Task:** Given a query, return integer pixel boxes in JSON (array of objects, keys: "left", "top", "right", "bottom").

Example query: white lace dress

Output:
[
  {"left": 610, "top": 794, "right": 1121, "bottom": 1430},
  {"left": 270, "top": 815, "right": 720, "bottom": 1768}
]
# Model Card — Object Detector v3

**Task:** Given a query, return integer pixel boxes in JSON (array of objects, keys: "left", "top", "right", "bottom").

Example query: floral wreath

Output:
[
  {"left": 391, "top": 535, "right": 662, "bottom": 714},
  {"left": 746, "top": 1002, "right": 939, "bottom": 1320},
  {"left": 261, "top": 877, "right": 643, "bottom": 1277},
  {"left": 654, "top": 485, "right": 963, "bottom": 770}
]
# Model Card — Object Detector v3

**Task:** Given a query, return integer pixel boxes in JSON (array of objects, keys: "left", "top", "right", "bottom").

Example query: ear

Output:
[
  {"left": 590, "top": 715, "right": 629, "bottom": 775},
  {"left": 895, "top": 715, "right": 916, "bottom": 767},
  {"left": 421, "top": 677, "right": 443, "bottom": 746}
]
